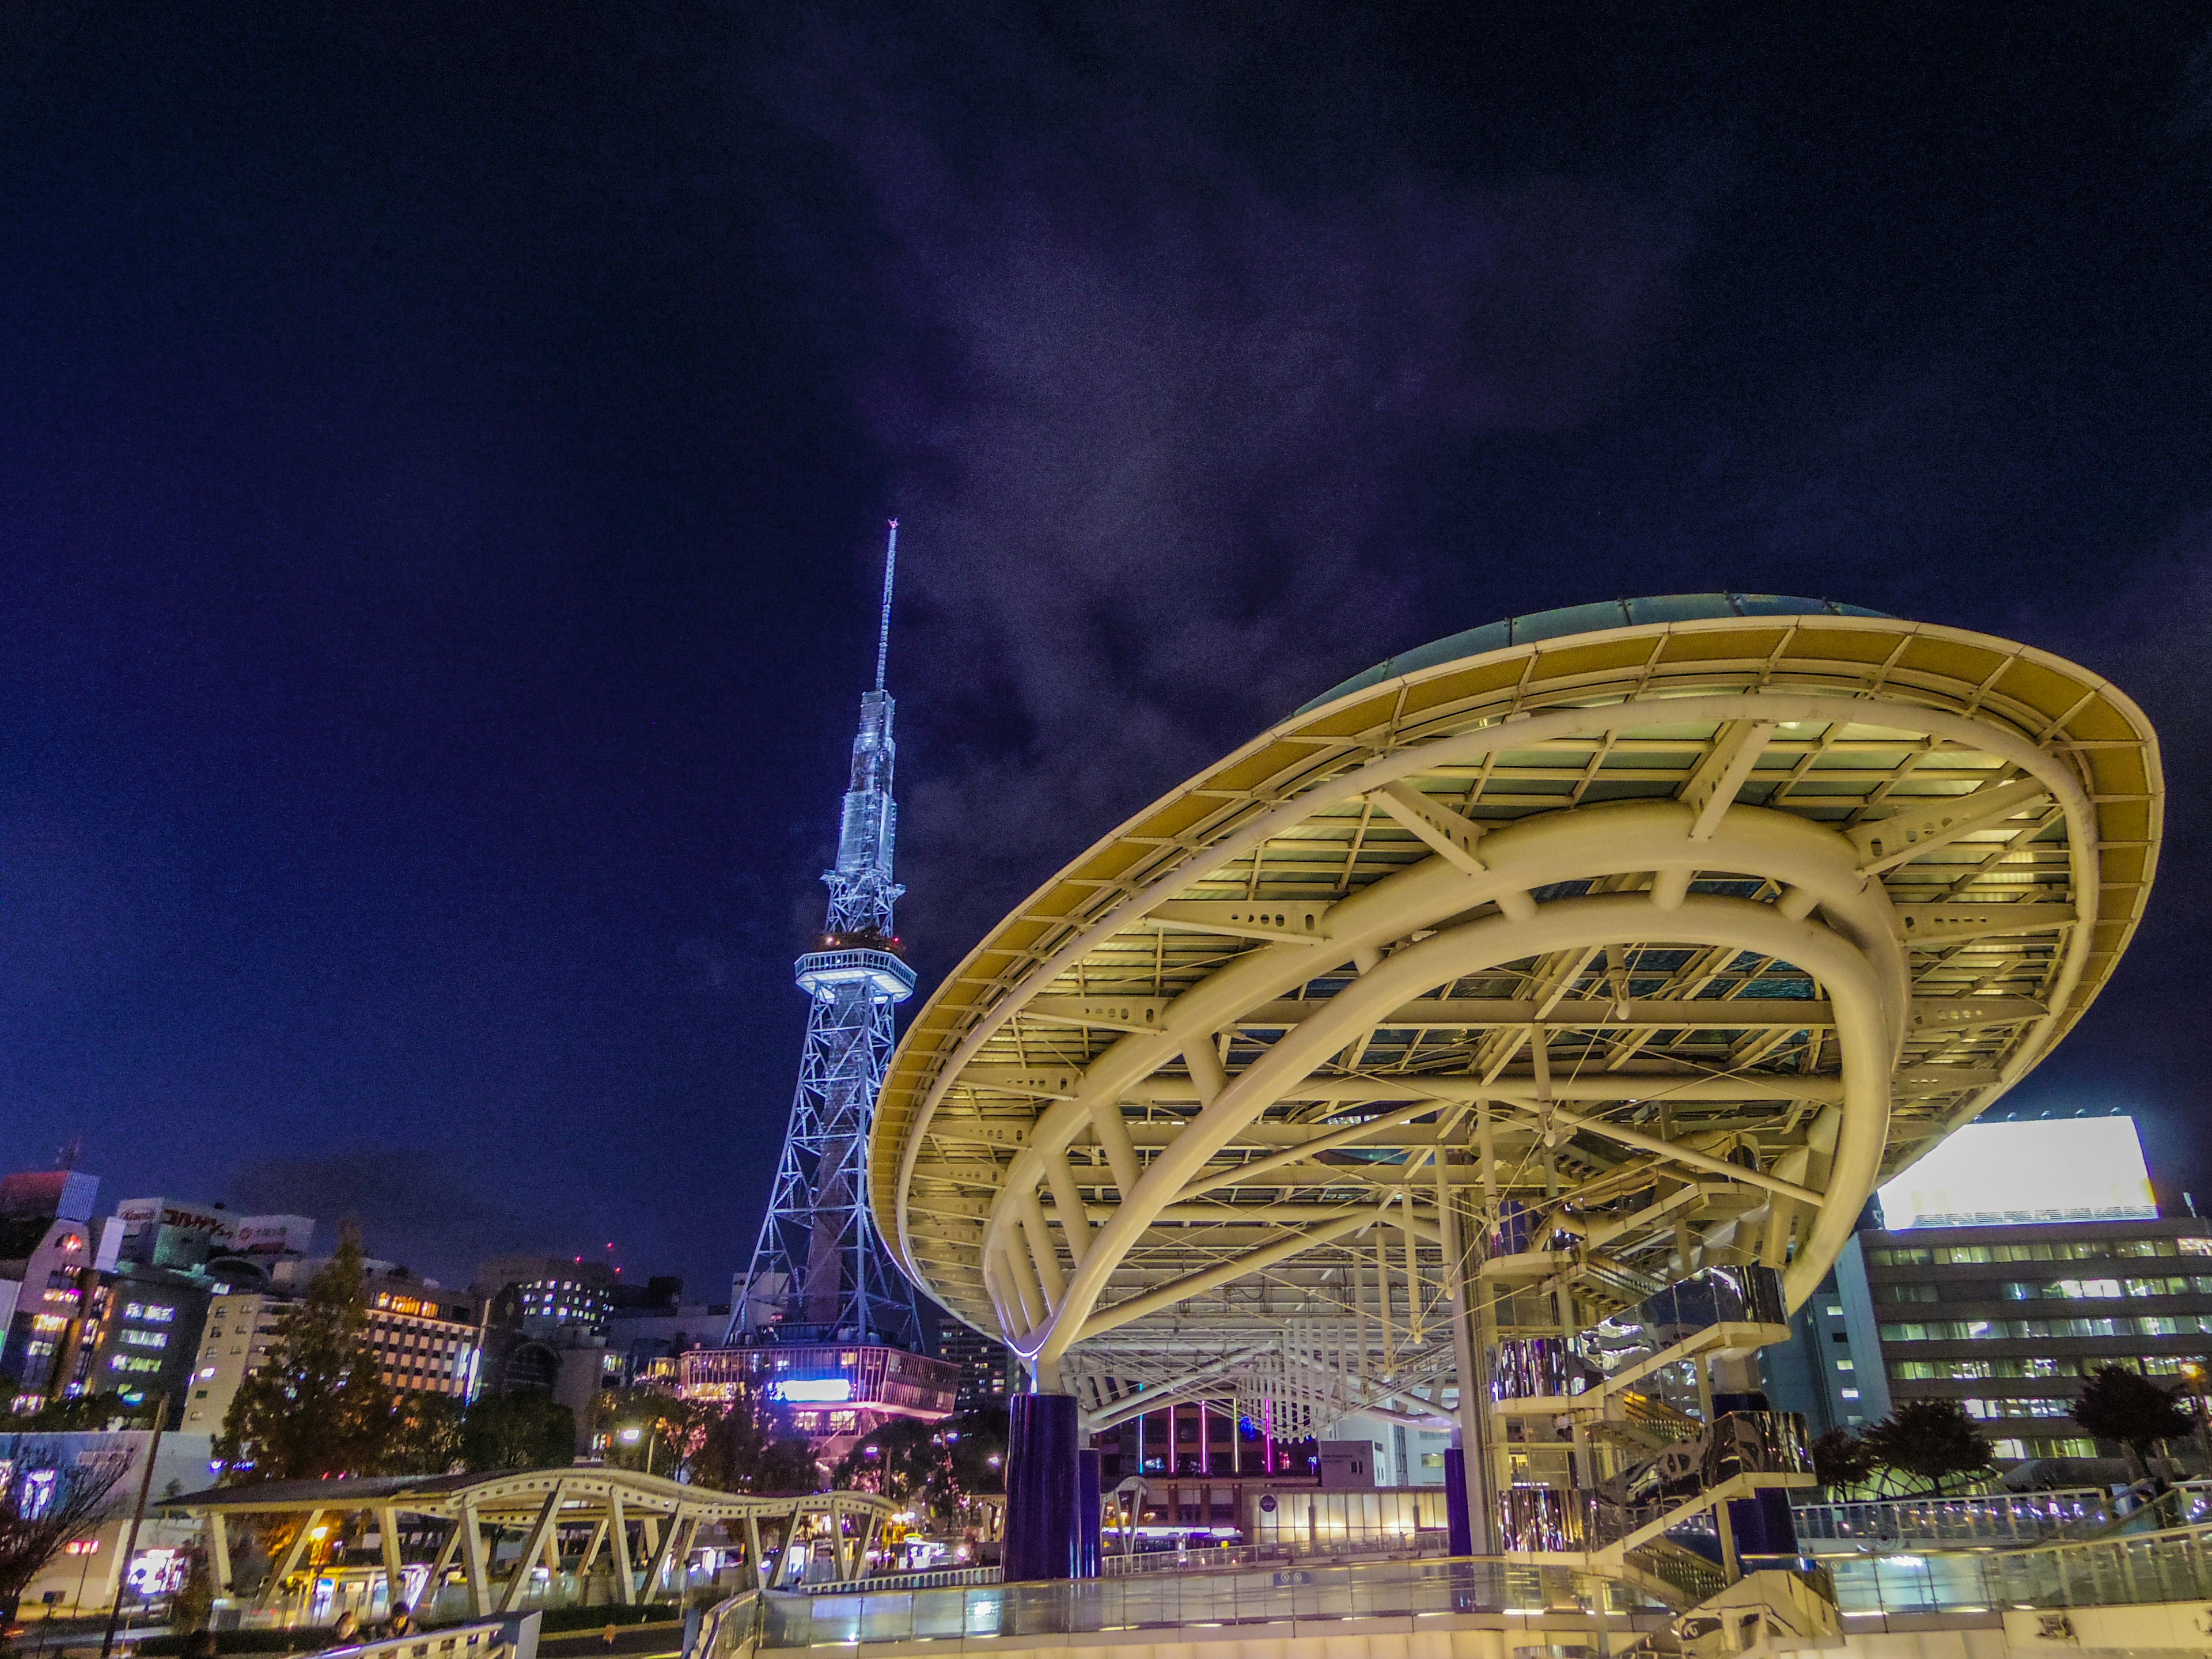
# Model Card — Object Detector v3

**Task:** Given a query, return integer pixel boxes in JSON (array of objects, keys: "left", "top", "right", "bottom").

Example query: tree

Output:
[
  {"left": 1862, "top": 1399, "right": 1994, "bottom": 1497},
  {"left": 7, "top": 1395, "right": 160, "bottom": 1434},
  {"left": 216, "top": 1228, "right": 394, "bottom": 1479},
  {"left": 2073, "top": 1365, "right": 2195, "bottom": 1484},
  {"left": 1810, "top": 1428, "right": 1877, "bottom": 1493},
  {"left": 0, "top": 1440, "right": 133, "bottom": 1626},
  {"left": 690, "top": 1391, "right": 819, "bottom": 1495},
  {"left": 459, "top": 1392, "right": 577, "bottom": 1471},
  {"left": 170, "top": 1545, "right": 215, "bottom": 1637},
  {"left": 832, "top": 1417, "right": 945, "bottom": 1503},
  {"left": 385, "top": 1393, "right": 467, "bottom": 1475},
  {"left": 593, "top": 1387, "right": 713, "bottom": 1478}
]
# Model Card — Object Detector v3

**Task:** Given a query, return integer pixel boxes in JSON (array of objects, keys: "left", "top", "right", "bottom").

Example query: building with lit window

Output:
[
  {"left": 934, "top": 1323, "right": 1011, "bottom": 1412},
  {"left": 182, "top": 1277, "right": 482, "bottom": 1441},
  {"left": 1769, "top": 1115, "right": 2212, "bottom": 1465},
  {"left": 679, "top": 1342, "right": 957, "bottom": 1461},
  {"left": 472, "top": 1255, "right": 615, "bottom": 1337}
]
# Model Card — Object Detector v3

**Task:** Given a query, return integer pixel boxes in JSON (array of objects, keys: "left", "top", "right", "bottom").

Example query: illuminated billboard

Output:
[{"left": 1878, "top": 1116, "right": 2158, "bottom": 1229}]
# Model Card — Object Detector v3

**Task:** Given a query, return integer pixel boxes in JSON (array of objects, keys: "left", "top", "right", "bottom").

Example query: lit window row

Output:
[
  {"left": 1869, "top": 1238, "right": 2212, "bottom": 1267},
  {"left": 1881, "top": 1314, "right": 2212, "bottom": 1342}
]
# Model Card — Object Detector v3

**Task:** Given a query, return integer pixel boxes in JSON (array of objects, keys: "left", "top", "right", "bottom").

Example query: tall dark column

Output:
[
  {"left": 1076, "top": 1449, "right": 1101, "bottom": 1578},
  {"left": 1005, "top": 1393, "right": 1081, "bottom": 1582},
  {"left": 1443, "top": 1448, "right": 1473, "bottom": 1556}
]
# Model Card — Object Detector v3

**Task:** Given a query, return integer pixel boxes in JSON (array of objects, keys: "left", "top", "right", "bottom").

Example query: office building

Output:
[
  {"left": 473, "top": 1255, "right": 616, "bottom": 1338},
  {"left": 1769, "top": 1116, "right": 2212, "bottom": 1464},
  {"left": 604, "top": 1277, "right": 729, "bottom": 1388},
  {"left": 181, "top": 1271, "right": 482, "bottom": 1438},
  {"left": 935, "top": 1322, "right": 1011, "bottom": 1412}
]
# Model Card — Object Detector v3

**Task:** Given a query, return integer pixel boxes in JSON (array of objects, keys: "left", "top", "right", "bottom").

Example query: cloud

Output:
[
  {"left": 227, "top": 1148, "right": 543, "bottom": 1286},
  {"left": 777, "top": 15, "right": 1683, "bottom": 949}
]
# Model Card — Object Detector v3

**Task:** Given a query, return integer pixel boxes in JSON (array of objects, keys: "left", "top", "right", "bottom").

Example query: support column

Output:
[
  {"left": 204, "top": 1514, "right": 233, "bottom": 1599},
  {"left": 501, "top": 1491, "right": 563, "bottom": 1613},
  {"left": 609, "top": 1491, "right": 635, "bottom": 1605},
  {"left": 1004, "top": 1393, "right": 1081, "bottom": 1582},
  {"left": 638, "top": 1507, "right": 684, "bottom": 1604},
  {"left": 461, "top": 1505, "right": 491, "bottom": 1618},
  {"left": 1075, "top": 1450, "right": 1101, "bottom": 1580},
  {"left": 379, "top": 1505, "right": 406, "bottom": 1615},
  {"left": 1437, "top": 1147, "right": 1492, "bottom": 1555}
]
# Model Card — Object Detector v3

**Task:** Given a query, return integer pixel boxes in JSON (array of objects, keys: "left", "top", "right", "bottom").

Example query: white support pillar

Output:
[
  {"left": 1436, "top": 1149, "right": 1491, "bottom": 1556},
  {"left": 204, "top": 1513, "right": 233, "bottom": 1598},
  {"left": 609, "top": 1490, "right": 635, "bottom": 1605},
  {"left": 500, "top": 1489, "right": 563, "bottom": 1614},
  {"left": 379, "top": 1504, "right": 406, "bottom": 1614},
  {"left": 638, "top": 1505, "right": 684, "bottom": 1605},
  {"left": 461, "top": 1504, "right": 491, "bottom": 1618}
]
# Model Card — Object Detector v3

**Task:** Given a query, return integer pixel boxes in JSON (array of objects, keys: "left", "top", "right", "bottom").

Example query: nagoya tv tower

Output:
[{"left": 734, "top": 522, "right": 922, "bottom": 1348}]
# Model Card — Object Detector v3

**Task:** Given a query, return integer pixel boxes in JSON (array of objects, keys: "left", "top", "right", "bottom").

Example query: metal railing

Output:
[
  {"left": 1791, "top": 1483, "right": 2212, "bottom": 1554},
  {"left": 1826, "top": 1523, "right": 2212, "bottom": 1616},
  {"left": 757, "top": 1556, "right": 1668, "bottom": 1647},
  {"left": 303, "top": 1614, "right": 537, "bottom": 1659}
]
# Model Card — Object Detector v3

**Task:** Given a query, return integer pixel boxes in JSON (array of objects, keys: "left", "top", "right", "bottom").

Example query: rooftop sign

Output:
[{"left": 1878, "top": 1117, "right": 2158, "bottom": 1229}]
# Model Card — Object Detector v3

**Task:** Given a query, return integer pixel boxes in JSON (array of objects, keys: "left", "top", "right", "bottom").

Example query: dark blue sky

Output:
[{"left": 3, "top": 4, "right": 2210, "bottom": 1291}]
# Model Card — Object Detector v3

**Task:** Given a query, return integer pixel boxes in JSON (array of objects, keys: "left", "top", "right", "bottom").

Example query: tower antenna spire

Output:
[{"left": 874, "top": 519, "right": 898, "bottom": 693}]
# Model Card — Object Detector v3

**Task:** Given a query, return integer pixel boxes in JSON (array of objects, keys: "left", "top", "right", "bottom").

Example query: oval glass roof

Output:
[{"left": 1295, "top": 593, "right": 1893, "bottom": 715}]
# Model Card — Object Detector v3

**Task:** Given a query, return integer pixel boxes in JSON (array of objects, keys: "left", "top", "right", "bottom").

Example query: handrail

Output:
[{"left": 304, "top": 1613, "right": 536, "bottom": 1659}]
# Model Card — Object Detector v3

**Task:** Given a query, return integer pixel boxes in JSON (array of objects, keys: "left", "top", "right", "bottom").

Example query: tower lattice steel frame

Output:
[{"left": 732, "top": 522, "right": 922, "bottom": 1349}]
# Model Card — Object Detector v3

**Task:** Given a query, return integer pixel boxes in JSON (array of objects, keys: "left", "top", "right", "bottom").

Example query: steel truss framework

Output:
[
  {"left": 165, "top": 1466, "right": 898, "bottom": 1616},
  {"left": 739, "top": 524, "right": 921, "bottom": 1349},
  {"left": 872, "top": 599, "right": 2162, "bottom": 1464}
]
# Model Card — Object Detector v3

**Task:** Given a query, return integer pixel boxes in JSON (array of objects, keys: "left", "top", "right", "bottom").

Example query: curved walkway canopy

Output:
[
  {"left": 164, "top": 1466, "right": 898, "bottom": 1615},
  {"left": 874, "top": 596, "right": 2162, "bottom": 1428}
]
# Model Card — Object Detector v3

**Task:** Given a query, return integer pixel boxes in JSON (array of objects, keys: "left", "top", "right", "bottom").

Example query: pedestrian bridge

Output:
[{"left": 162, "top": 1465, "right": 899, "bottom": 1624}]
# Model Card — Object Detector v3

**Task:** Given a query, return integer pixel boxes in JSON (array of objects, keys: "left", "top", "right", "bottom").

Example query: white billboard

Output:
[{"left": 1878, "top": 1116, "right": 2158, "bottom": 1229}]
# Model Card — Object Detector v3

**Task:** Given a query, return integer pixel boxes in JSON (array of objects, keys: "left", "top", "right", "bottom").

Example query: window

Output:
[
  {"left": 1835, "top": 1359, "right": 1855, "bottom": 1372},
  {"left": 18, "top": 1470, "right": 57, "bottom": 1519},
  {"left": 123, "top": 1303, "right": 176, "bottom": 1323},
  {"left": 1963, "top": 1397, "right": 2070, "bottom": 1420},
  {"left": 1993, "top": 1438, "right": 2028, "bottom": 1459},
  {"left": 120, "top": 1329, "right": 168, "bottom": 1350},
  {"left": 2180, "top": 1237, "right": 2212, "bottom": 1257},
  {"left": 1840, "top": 1388, "right": 1861, "bottom": 1401},
  {"left": 1880, "top": 1283, "right": 1940, "bottom": 1304},
  {"left": 107, "top": 1356, "right": 161, "bottom": 1375},
  {"left": 1823, "top": 1305, "right": 1844, "bottom": 1317}
]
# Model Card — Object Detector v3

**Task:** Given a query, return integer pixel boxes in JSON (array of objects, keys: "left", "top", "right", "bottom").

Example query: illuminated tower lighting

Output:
[{"left": 731, "top": 521, "right": 922, "bottom": 1348}]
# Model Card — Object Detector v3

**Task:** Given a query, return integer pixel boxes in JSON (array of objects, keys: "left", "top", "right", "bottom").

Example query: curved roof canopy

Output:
[{"left": 876, "top": 601, "right": 2161, "bottom": 1425}]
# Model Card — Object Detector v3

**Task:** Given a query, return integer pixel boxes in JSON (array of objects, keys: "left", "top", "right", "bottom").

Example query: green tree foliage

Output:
[
  {"left": 386, "top": 1393, "right": 467, "bottom": 1475},
  {"left": 459, "top": 1391, "right": 577, "bottom": 1471},
  {"left": 830, "top": 1404, "right": 1007, "bottom": 1520},
  {"left": 1862, "top": 1399, "right": 1994, "bottom": 1496},
  {"left": 593, "top": 1387, "right": 714, "bottom": 1476},
  {"left": 0, "top": 1440, "right": 133, "bottom": 1624},
  {"left": 170, "top": 1545, "right": 215, "bottom": 1635},
  {"left": 215, "top": 1229, "right": 394, "bottom": 1479},
  {"left": 690, "top": 1389, "right": 820, "bottom": 1494},
  {"left": 1810, "top": 1427, "right": 1877, "bottom": 1493},
  {"left": 8, "top": 1393, "right": 160, "bottom": 1433},
  {"left": 832, "top": 1416, "right": 944, "bottom": 1502},
  {"left": 2073, "top": 1364, "right": 2196, "bottom": 1481},
  {"left": 943, "top": 1403, "right": 1007, "bottom": 1499}
]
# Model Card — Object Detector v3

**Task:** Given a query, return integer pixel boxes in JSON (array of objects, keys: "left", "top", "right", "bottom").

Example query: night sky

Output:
[{"left": 5, "top": 5, "right": 2211, "bottom": 1296}]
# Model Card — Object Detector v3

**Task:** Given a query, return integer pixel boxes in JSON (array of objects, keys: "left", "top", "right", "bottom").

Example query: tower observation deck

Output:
[{"left": 731, "top": 522, "right": 923, "bottom": 1350}]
